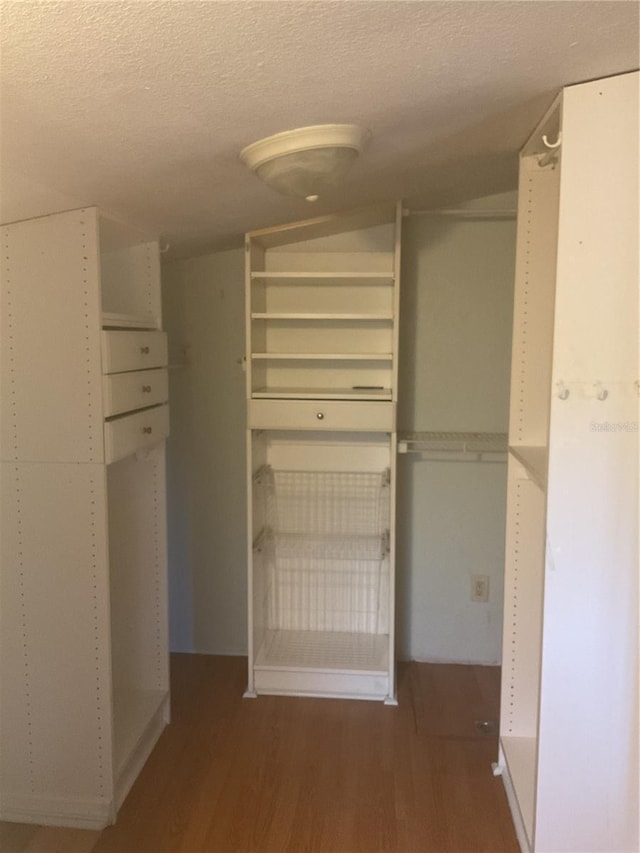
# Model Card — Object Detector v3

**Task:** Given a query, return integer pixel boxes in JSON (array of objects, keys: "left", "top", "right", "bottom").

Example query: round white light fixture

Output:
[{"left": 240, "top": 124, "right": 370, "bottom": 202}]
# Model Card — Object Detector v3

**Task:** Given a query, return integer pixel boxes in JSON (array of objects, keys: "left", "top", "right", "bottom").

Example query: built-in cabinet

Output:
[
  {"left": 497, "top": 72, "right": 639, "bottom": 853},
  {"left": 245, "top": 204, "right": 401, "bottom": 702},
  {"left": 0, "top": 208, "right": 170, "bottom": 828}
]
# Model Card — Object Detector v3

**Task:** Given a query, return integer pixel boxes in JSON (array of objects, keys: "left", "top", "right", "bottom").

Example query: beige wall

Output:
[
  {"left": 397, "top": 207, "right": 516, "bottom": 662},
  {"left": 163, "top": 249, "right": 247, "bottom": 653},
  {"left": 163, "top": 198, "right": 516, "bottom": 662}
]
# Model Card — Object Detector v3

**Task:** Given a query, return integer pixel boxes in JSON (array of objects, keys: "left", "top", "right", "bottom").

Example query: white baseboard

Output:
[{"left": 0, "top": 793, "right": 113, "bottom": 830}]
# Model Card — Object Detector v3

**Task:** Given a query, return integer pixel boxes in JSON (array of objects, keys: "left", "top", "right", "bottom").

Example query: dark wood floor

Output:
[{"left": 3, "top": 655, "right": 519, "bottom": 853}]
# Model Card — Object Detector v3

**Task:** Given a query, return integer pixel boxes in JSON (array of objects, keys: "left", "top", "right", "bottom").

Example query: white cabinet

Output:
[
  {"left": 245, "top": 204, "right": 401, "bottom": 702},
  {"left": 0, "top": 207, "right": 170, "bottom": 829},
  {"left": 497, "top": 72, "right": 639, "bottom": 853}
]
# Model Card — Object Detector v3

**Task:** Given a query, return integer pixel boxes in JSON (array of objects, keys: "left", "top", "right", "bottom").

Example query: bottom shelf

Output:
[
  {"left": 500, "top": 736, "right": 537, "bottom": 851},
  {"left": 113, "top": 688, "right": 168, "bottom": 804},
  {"left": 253, "top": 629, "right": 391, "bottom": 700}
]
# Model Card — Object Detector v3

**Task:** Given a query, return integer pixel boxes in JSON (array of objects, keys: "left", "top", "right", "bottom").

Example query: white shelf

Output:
[
  {"left": 255, "top": 629, "right": 389, "bottom": 674},
  {"left": 112, "top": 688, "right": 167, "bottom": 778},
  {"left": 251, "top": 312, "right": 393, "bottom": 321},
  {"left": 509, "top": 445, "right": 548, "bottom": 490},
  {"left": 102, "top": 311, "right": 157, "bottom": 330},
  {"left": 252, "top": 352, "right": 393, "bottom": 361},
  {"left": 251, "top": 271, "right": 394, "bottom": 282},
  {"left": 398, "top": 431, "right": 508, "bottom": 461},
  {"left": 501, "top": 736, "right": 537, "bottom": 849},
  {"left": 252, "top": 386, "right": 391, "bottom": 400}
]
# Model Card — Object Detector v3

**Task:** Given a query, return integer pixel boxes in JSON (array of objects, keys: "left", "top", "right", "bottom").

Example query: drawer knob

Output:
[
  {"left": 140, "top": 346, "right": 150, "bottom": 354},
  {"left": 316, "top": 412, "right": 324, "bottom": 420},
  {"left": 142, "top": 426, "right": 153, "bottom": 434},
  {"left": 142, "top": 385, "right": 152, "bottom": 393}
]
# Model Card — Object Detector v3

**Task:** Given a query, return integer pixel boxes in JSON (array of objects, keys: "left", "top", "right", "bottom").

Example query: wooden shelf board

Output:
[
  {"left": 252, "top": 387, "right": 392, "bottom": 400},
  {"left": 509, "top": 445, "right": 548, "bottom": 491},
  {"left": 255, "top": 629, "right": 389, "bottom": 675},
  {"left": 251, "top": 352, "right": 393, "bottom": 361},
  {"left": 102, "top": 311, "right": 158, "bottom": 330},
  {"left": 251, "top": 271, "right": 393, "bottom": 282},
  {"left": 251, "top": 313, "right": 393, "bottom": 321}
]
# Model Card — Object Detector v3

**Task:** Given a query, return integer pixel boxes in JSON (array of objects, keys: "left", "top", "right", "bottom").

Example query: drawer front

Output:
[
  {"left": 103, "top": 368, "right": 168, "bottom": 417},
  {"left": 101, "top": 330, "right": 167, "bottom": 374},
  {"left": 247, "top": 400, "right": 395, "bottom": 431},
  {"left": 104, "top": 404, "right": 169, "bottom": 464}
]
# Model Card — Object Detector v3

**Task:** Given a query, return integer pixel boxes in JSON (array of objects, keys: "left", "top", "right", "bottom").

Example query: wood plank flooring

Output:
[{"left": 2, "top": 655, "right": 518, "bottom": 853}]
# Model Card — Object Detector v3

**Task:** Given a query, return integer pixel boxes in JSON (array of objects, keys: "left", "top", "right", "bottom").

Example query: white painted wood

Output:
[
  {"left": 248, "top": 399, "right": 394, "bottom": 432},
  {"left": 101, "top": 330, "right": 168, "bottom": 374},
  {"left": 508, "top": 446, "right": 547, "bottom": 491},
  {"left": 497, "top": 742, "right": 533, "bottom": 853},
  {"left": 1, "top": 462, "right": 113, "bottom": 808},
  {"left": 499, "top": 72, "right": 639, "bottom": 853},
  {"left": 534, "top": 70, "right": 639, "bottom": 853},
  {"left": 101, "top": 311, "right": 157, "bottom": 330},
  {"left": 246, "top": 205, "right": 400, "bottom": 701},
  {"left": 102, "top": 368, "right": 168, "bottom": 417},
  {"left": 251, "top": 386, "right": 392, "bottom": 401},
  {"left": 0, "top": 207, "right": 169, "bottom": 829},
  {"left": 1, "top": 208, "right": 104, "bottom": 463},
  {"left": 104, "top": 403, "right": 169, "bottom": 464},
  {"left": 501, "top": 737, "right": 536, "bottom": 851}
]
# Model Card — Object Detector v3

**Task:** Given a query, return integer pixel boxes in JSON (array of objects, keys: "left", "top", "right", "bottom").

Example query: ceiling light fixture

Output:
[{"left": 240, "top": 124, "right": 370, "bottom": 202}]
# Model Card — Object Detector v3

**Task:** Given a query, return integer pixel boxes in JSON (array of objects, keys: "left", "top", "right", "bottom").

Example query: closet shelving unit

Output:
[
  {"left": 245, "top": 203, "right": 401, "bottom": 702},
  {"left": 497, "top": 72, "right": 639, "bottom": 853},
  {"left": 1, "top": 207, "right": 169, "bottom": 829}
]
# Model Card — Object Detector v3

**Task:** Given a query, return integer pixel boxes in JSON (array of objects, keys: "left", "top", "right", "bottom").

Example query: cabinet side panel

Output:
[
  {"left": 107, "top": 447, "right": 169, "bottom": 694},
  {"left": 509, "top": 160, "right": 560, "bottom": 447},
  {"left": 536, "top": 71, "right": 639, "bottom": 853},
  {"left": 500, "top": 460, "right": 546, "bottom": 739},
  {"left": 0, "top": 208, "right": 104, "bottom": 463},
  {"left": 0, "top": 462, "right": 113, "bottom": 806}
]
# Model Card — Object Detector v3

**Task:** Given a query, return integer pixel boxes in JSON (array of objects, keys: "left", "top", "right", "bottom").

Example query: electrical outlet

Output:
[{"left": 471, "top": 574, "right": 489, "bottom": 603}]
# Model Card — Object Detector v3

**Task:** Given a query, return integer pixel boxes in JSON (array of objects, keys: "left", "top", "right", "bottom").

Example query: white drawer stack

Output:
[{"left": 101, "top": 329, "right": 170, "bottom": 463}]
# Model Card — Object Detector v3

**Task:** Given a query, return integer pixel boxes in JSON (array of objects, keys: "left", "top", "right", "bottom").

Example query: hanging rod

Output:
[{"left": 398, "top": 431, "right": 508, "bottom": 462}]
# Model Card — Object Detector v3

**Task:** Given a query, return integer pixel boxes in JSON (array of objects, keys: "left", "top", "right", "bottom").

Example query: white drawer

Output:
[
  {"left": 102, "top": 368, "right": 168, "bottom": 417},
  {"left": 101, "top": 330, "right": 167, "bottom": 374},
  {"left": 104, "top": 404, "right": 169, "bottom": 464},
  {"left": 247, "top": 399, "right": 395, "bottom": 431}
]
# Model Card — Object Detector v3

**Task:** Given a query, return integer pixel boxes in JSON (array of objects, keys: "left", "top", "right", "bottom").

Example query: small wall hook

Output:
[
  {"left": 593, "top": 382, "right": 608, "bottom": 401},
  {"left": 539, "top": 132, "right": 562, "bottom": 168},
  {"left": 542, "top": 133, "right": 562, "bottom": 150},
  {"left": 556, "top": 381, "right": 570, "bottom": 400}
]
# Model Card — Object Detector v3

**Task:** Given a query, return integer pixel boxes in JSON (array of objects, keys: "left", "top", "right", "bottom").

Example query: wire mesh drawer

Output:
[{"left": 256, "top": 467, "right": 391, "bottom": 634}]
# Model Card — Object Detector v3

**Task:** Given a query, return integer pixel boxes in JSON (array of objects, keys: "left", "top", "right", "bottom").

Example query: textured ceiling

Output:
[{"left": 1, "top": 1, "right": 638, "bottom": 256}]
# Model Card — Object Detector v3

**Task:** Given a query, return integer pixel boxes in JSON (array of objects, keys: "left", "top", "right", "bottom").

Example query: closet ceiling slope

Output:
[
  {"left": 497, "top": 71, "right": 639, "bottom": 853},
  {"left": 245, "top": 203, "right": 402, "bottom": 702},
  {"left": 0, "top": 207, "right": 170, "bottom": 828}
]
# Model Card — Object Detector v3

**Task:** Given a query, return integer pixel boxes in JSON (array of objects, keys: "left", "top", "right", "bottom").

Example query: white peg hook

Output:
[
  {"left": 593, "top": 382, "right": 608, "bottom": 401},
  {"left": 542, "top": 133, "right": 562, "bottom": 150},
  {"left": 556, "top": 381, "right": 570, "bottom": 400}
]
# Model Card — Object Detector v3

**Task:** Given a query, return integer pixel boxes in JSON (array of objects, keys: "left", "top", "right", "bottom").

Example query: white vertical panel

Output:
[
  {"left": 107, "top": 447, "right": 168, "bottom": 694},
  {"left": 536, "top": 72, "right": 639, "bottom": 853},
  {"left": 0, "top": 462, "right": 113, "bottom": 803},
  {"left": 500, "top": 463, "right": 546, "bottom": 741},
  {"left": 509, "top": 160, "right": 560, "bottom": 447},
  {"left": 0, "top": 208, "right": 104, "bottom": 463}
]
